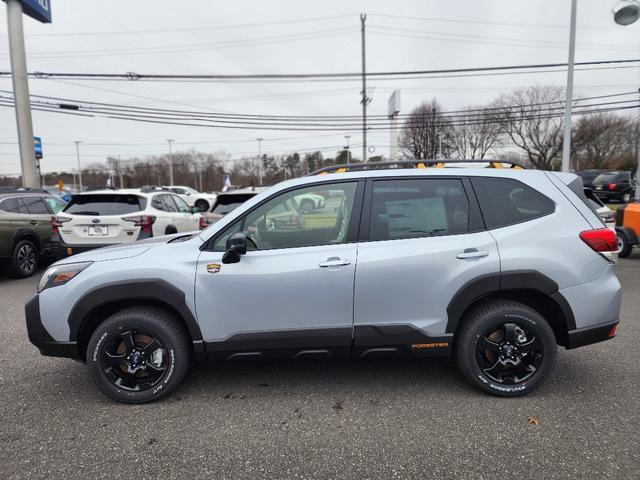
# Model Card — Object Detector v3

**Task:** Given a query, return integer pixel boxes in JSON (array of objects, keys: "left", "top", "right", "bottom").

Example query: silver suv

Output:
[{"left": 26, "top": 161, "right": 621, "bottom": 403}]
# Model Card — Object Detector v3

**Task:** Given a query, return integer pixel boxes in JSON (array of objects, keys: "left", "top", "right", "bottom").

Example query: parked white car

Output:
[
  {"left": 163, "top": 185, "right": 217, "bottom": 212},
  {"left": 52, "top": 189, "right": 200, "bottom": 258}
]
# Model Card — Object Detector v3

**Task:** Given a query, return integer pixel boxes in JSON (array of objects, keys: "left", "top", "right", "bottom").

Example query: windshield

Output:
[{"left": 64, "top": 194, "right": 146, "bottom": 216}]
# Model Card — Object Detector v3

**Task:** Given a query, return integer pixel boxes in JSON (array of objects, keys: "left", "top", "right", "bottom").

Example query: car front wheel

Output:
[
  {"left": 86, "top": 306, "right": 191, "bottom": 404},
  {"left": 455, "top": 300, "right": 557, "bottom": 397},
  {"left": 195, "top": 199, "right": 209, "bottom": 211}
]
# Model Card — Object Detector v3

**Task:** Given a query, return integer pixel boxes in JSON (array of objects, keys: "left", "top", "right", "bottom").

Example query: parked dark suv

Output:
[
  {"left": 592, "top": 171, "right": 635, "bottom": 203},
  {"left": 575, "top": 169, "right": 607, "bottom": 189},
  {"left": 0, "top": 191, "right": 66, "bottom": 277}
]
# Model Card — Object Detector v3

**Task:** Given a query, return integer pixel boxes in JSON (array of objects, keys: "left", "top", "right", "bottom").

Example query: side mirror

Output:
[
  {"left": 222, "top": 232, "right": 248, "bottom": 264},
  {"left": 190, "top": 206, "right": 199, "bottom": 214}
]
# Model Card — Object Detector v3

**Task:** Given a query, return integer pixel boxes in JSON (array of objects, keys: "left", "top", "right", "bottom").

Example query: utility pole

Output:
[
  {"left": 635, "top": 88, "right": 640, "bottom": 199},
  {"left": 360, "top": 13, "right": 368, "bottom": 163},
  {"left": 256, "top": 137, "right": 264, "bottom": 185},
  {"left": 561, "top": 0, "right": 578, "bottom": 172},
  {"left": 74, "top": 141, "right": 83, "bottom": 191},
  {"left": 167, "top": 139, "right": 174, "bottom": 185},
  {"left": 344, "top": 135, "right": 351, "bottom": 163},
  {"left": 6, "top": 0, "right": 39, "bottom": 188},
  {"left": 118, "top": 155, "right": 124, "bottom": 188}
]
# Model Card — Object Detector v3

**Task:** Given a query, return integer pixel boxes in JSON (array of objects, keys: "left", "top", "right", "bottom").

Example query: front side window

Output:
[
  {"left": 171, "top": 195, "right": 191, "bottom": 213},
  {"left": 471, "top": 177, "right": 555, "bottom": 229},
  {"left": 369, "top": 178, "right": 470, "bottom": 241},
  {"left": 212, "top": 182, "right": 357, "bottom": 251},
  {"left": 20, "top": 196, "right": 50, "bottom": 215}
]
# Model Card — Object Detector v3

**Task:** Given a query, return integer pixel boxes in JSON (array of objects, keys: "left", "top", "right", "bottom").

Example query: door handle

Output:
[
  {"left": 30, "top": 220, "right": 38, "bottom": 225},
  {"left": 456, "top": 248, "right": 489, "bottom": 259},
  {"left": 319, "top": 257, "right": 351, "bottom": 268}
]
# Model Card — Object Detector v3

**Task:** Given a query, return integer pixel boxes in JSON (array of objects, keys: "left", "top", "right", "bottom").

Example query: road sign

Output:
[
  {"left": 2, "top": 0, "right": 52, "bottom": 23},
  {"left": 33, "top": 136, "right": 42, "bottom": 159}
]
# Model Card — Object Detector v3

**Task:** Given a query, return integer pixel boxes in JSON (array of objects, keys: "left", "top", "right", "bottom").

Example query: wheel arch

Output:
[
  {"left": 68, "top": 279, "right": 205, "bottom": 360},
  {"left": 12, "top": 228, "right": 42, "bottom": 251},
  {"left": 446, "top": 270, "right": 575, "bottom": 347}
]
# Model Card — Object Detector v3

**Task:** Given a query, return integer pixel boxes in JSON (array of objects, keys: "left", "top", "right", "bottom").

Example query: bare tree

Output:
[
  {"left": 399, "top": 99, "right": 451, "bottom": 160},
  {"left": 447, "top": 106, "right": 501, "bottom": 159},
  {"left": 573, "top": 112, "right": 634, "bottom": 170},
  {"left": 495, "top": 85, "right": 565, "bottom": 170}
]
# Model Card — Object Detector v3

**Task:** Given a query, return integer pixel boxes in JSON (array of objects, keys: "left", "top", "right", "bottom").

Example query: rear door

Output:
[
  {"left": 167, "top": 194, "right": 198, "bottom": 231},
  {"left": 60, "top": 193, "right": 146, "bottom": 245},
  {"left": 353, "top": 176, "right": 499, "bottom": 357},
  {"left": 19, "top": 196, "right": 52, "bottom": 249}
]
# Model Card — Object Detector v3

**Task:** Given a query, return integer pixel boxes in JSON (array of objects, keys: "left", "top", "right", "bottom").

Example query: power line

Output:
[{"left": 1, "top": 59, "right": 638, "bottom": 82}]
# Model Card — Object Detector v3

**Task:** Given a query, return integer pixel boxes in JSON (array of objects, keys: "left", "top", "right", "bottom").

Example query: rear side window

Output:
[
  {"left": 0, "top": 197, "right": 23, "bottom": 213},
  {"left": 20, "top": 196, "right": 50, "bottom": 214},
  {"left": 472, "top": 177, "right": 555, "bottom": 229},
  {"left": 64, "top": 194, "right": 146, "bottom": 216},
  {"left": 369, "top": 178, "right": 470, "bottom": 241}
]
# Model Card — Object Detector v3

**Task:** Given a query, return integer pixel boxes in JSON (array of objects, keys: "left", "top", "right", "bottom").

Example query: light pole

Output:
[
  {"left": 256, "top": 137, "right": 264, "bottom": 185},
  {"left": 344, "top": 135, "right": 351, "bottom": 163},
  {"left": 74, "top": 141, "right": 83, "bottom": 191},
  {"left": 167, "top": 139, "right": 174, "bottom": 185},
  {"left": 611, "top": 1, "right": 640, "bottom": 196},
  {"left": 561, "top": 0, "right": 578, "bottom": 172}
]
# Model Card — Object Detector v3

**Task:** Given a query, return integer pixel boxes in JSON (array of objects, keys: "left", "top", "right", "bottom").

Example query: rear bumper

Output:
[
  {"left": 52, "top": 238, "right": 117, "bottom": 259},
  {"left": 566, "top": 321, "right": 618, "bottom": 349},
  {"left": 25, "top": 294, "right": 80, "bottom": 359}
]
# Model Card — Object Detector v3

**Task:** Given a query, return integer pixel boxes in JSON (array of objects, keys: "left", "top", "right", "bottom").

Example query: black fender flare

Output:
[
  {"left": 67, "top": 279, "right": 203, "bottom": 344},
  {"left": 446, "top": 270, "right": 576, "bottom": 333},
  {"left": 12, "top": 228, "right": 41, "bottom": 251}
]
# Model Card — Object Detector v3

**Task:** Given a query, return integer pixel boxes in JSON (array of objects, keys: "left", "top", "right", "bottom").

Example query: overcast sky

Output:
[{"left": 0, "top": 0, "right": 639, "bottom": 175}]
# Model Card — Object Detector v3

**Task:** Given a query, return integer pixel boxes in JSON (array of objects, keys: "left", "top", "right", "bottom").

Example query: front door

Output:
[{"left": 195, "top": 180, "right": 362, "bottom": 360}]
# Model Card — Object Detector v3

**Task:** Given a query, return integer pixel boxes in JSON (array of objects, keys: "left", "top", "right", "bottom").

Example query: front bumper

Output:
[
  {"left": 25, "top": 294, "right": 79, "bottom": 359},
  {"left": 566, "top": 321, "right": 618, "bottom": 349}
]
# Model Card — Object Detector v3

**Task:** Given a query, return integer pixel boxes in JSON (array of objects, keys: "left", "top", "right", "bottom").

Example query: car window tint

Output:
[
  {"left": 234, "top": 182, "right": 357, "bottom": 251},
  {"left": 21, "top": 196, "right": 49, "bottom": 214},
  {"left": 43, "top": 197, "right": 65, "bottom": 214},
  {"left": 161, "top": 194, "right": 178, "bottom": 212},
  {"left": 212, "top": 219, "right": 243, "bottom": 252},
  {"left": 151, "top": 195, "right": 166, "bottom": 211},
  {"left": 472, "top": 177, "right": 555, "bottom": 229},
  {"left": 171, "top": 195, "right": 191, "bottom": 213},
  {"left": 0, "top": 197, "right": 20, "bottom": 213},
  {"left": 369, "top": 178, "right": 469, "bottom": 241},
  {"left": 65, "top": 194, "right": 146, "bottom": 215}
]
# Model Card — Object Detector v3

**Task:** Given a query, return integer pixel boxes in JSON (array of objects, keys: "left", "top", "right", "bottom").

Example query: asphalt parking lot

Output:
[{"left": 1, "top": 255, "right": 639, "bottom": 480}]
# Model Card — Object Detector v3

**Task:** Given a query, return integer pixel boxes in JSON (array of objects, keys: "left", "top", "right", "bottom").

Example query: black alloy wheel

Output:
[{"left": 12, "top": 240, "right": 38, "bottom": 277}]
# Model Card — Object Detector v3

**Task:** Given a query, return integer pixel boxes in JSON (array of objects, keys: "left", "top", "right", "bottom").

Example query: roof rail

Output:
[{"left": 308, "top": 159, "right": 526, "bottom": 176}]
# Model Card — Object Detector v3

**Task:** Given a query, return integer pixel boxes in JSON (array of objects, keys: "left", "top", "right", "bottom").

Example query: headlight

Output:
[{"left": 37, "top": 262, "right": 93, "bottom": 293}]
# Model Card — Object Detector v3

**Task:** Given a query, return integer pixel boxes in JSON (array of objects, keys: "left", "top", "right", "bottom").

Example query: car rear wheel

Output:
[
  {"left": 622, "top": 193, "right": 631, "bottom": 203},
  {"left": 86, "top": 306, "right": 191, "bottom": 404},
  {"left": 455, "top": 300, "right": 557, "bottom": 397},
  {"left": 195, "top": 199, "right": 209, "bottom": 212},
  {"left": 11, "top": 239, "right": 38, "bottom": 278},
  {"left": 617, "top": 234, "right": 633, "bottom": 258}
]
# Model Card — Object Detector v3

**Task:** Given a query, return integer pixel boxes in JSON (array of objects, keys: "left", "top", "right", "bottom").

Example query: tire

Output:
[
  {"left": 622, "top": 193, "right": 631, "bottom": 203},
  {"left": 455, "top": 300, "right": 557, "bottom": 397},
  {"left": 86, "top": 306, "right": 191, "bottom": 404},
  {"left": 11, "top": 239, "right": 39, "bottom": 278},
  {"left": 300, "top": 199, "right": 315, "bottom": 214},
  {"left": 194, "top": 199, "right": 209, "bottom": 212},
  {"left": 165, "top": 226, "right": 178, "bottom": 235},
  {"left": 617, "top": 234, "right": 633, "bottom": 258}
]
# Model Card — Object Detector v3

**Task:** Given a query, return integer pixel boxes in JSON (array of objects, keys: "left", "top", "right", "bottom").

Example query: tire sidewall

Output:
[
  {"left": 87, "top": 315, "right": 185, "bottom": 403},
  {"left": 460, "top": 307, "right": 556, "bottom": 397}
]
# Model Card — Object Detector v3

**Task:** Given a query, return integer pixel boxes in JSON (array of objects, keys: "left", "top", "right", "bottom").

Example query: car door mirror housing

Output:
[
  {"left": 190, "top": 206, "right": 199, "bottom": 214},
  {"left": 222, "top": 232, "right": 248, "bottom": 263}
]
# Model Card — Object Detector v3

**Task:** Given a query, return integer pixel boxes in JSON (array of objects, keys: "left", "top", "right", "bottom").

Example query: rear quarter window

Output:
[
  {"left": 472, "top": 177, "right": 555, "bottom": 229},
  {"left": 64, "top": 194, "right": 147, "bottom": 216}
]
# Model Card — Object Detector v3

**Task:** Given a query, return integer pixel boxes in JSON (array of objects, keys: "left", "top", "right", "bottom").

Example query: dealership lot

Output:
[{"left": 0, "top": 255, "right": 638, "bottom": 479}]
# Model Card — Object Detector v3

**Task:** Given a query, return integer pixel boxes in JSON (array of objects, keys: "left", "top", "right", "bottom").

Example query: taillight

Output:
[
  {"left": 51, "top": 215, "right": 71, "bottom": 233},
  {"left": 608, "top": 183, "right": 617, "bottom": 190},
  {"left": 608, "top": 324, "right": 618, "bottom": 338},
  {"left": 199, "top": 215, "right": 211, "bottom": 230},
  {"left": 122, "top": 215, "right": 156, "bottom": 233},
  {"left": 580, "top": 228, "right": 617, "bottom": 263}
]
